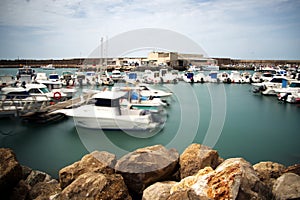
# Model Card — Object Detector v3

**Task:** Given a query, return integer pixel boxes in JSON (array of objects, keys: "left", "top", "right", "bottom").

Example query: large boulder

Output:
[
  {"left": 253, "top": 161, "right": 286, "bottom": 189},
  {"left": 0, "top": 148, "right": 22, "bottom": 196},
  {"left": 179, "top": 143, "right": 222, "bottom": 179},
  {"left": 171, "top": 158, "right": 273, "bottom": 200},
  {"left": 57, "top": 172, "right": 131, "bottom": 200},
  {"left": 272, "top": 173, "right": 300, "bottom": 200},
  {"left": 59, "top": 151, "right": 116, "bottom": 189},
  {"left": 115, "top": 145, "right": 179, "bottom": 196},
  {"left": 142, "top": 181, "right": 176, "bottom": 200}
]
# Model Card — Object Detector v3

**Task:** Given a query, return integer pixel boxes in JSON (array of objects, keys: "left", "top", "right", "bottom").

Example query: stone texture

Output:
[
  {"left": 283, "top": 163, "right": 300, "bottom": 176},
  {"left": 115, "top": 145, "right": 179, "bottom": 195},
  {"left": 272, "top": 173, "right": 300, "bottom": 200},
  {"left": 179, "top": 143, "right": 222, "bottom": 179},
  {"left": 25, "top": 170, "right": 52, "bottom": 187},
  {"left": 0, "top": 148, "right": 22, "bottom": 196},
  {"left": 171, "top": 158, "right": 273, "bottom": 200},
  {"left": 253, "top": 161, "right": 286, "bottom": 189},
  {"left": 28, "top": 180, "right": 61, "bottom": 200},
  {"left": 9, "top": 180, "right": 30, "bottom": 200},
  {"left": 57, "top": 172, "right": 131, "bottom": 200},
  {"left": 142, "top": 181, "right": 176, "bottom": 200},
  {"left": 59, "top": 151, "right": 116, "bottom": 189}
]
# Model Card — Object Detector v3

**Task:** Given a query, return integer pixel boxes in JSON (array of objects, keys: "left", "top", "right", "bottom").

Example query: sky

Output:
[{"left": 0, "top": 0, "right": 300, "bottom": 60}]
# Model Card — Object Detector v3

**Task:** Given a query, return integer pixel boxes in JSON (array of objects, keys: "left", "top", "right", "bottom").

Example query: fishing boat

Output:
[{"left": 54, "top": 91, "right": 165, "bottom": 131}]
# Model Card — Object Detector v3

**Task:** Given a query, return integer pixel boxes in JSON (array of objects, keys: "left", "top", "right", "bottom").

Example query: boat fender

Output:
[{"left": 53, "top": 92, "right": 62, "bottom": 101}]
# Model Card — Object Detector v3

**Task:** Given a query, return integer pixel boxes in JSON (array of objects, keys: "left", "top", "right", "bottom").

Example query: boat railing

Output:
[{"left": 0, "top": 94, "right": 49, "bottom": 117}]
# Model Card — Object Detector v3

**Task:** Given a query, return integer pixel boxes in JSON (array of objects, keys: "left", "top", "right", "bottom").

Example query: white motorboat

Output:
[
  {"left": 217, "top": 72, "right": 231, "bottom": 83},
  {"left": 16, "top": 66, "right": 36, "bottom": 83},
  {"left": 201, "top": 65, "right": 220, "bottom": 71},
  {"left": 228, "top": 71, "right": 244, "bottom": 83},
  {"left": 55, "top": 91, "right": 165, "bottom": 131},
  {"left": 251, "top": 76, "right": 292, "bottom": 95},
  {"left": 40, "top": 64, "right": 55, "bottom": 70},
  {"left": 276, "top": 81, "right": 300, "bottom": 103},
  {"left": 111, "top": 70, "right": 123, "bottom": 82},
  {"left": 1, "top": 83, "right": 51, "bottom": 106},
  {"left": 1, "top": 82, "right": 68, "bottom": 102},
  {"left": 96, "top": 71, "right": 114, "bottom": 86},
  {"left": 182, "top": 71, "right": 195, "bottom": 83}
]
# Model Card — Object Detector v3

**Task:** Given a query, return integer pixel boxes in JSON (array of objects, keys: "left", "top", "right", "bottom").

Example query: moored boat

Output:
[{"left": 54, "top": 91, "right": 165, "bottom": 131}]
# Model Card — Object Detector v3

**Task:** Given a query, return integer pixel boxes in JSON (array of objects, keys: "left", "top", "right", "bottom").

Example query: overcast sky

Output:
[{"left": 0, "top": 0, "right": 299, "bottom": 60}]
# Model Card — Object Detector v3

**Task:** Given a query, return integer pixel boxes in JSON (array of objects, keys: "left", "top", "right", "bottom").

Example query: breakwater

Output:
[{"left": 1, "top": 145, "right": 299, "bottom": 200}]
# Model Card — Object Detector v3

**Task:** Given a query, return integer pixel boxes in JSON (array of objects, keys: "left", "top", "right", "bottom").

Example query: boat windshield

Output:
[
  {"left": 49, "top": 74, "right": 59, "bottom": 80},
  {"left": 95, "top": 98, "right": 119, "bottom": 107},
  {"left": 40, "top": 87, "right": 50, "bottom": 93},
  {"left": 290, "top": 82, "right": 300, "bottom": 88}
]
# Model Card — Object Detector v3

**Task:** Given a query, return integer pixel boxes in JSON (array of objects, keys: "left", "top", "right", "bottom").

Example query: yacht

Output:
[
  {"left": 54, "top": 91, "right": 165, "bottom": 131},
  {"left": 252, "top": 76, "right": 292, "bottom": 95}
]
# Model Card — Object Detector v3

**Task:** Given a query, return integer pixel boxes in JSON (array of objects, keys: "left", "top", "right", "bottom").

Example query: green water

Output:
[{"left": 0, "top": 68, "right": 300, "bottom": 178}]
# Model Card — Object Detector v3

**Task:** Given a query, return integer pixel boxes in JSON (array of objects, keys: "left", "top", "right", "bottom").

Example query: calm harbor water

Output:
[{"left": 0, "top": 68, "right": 300, "bottom": 178}]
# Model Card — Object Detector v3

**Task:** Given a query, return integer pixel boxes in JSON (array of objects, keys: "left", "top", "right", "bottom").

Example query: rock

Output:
[
  {"left": 0, "top": 148, "right": 22, "bottom": 196},
  {"left": 179, "top": 143, "right": 221, "bottom": 179},
  {"left": 21, "top": 165, "right": 32, "bottom": 180},
  {"left": 171, "top": 158, "right": 273, "bottom": 200},
  {"left": 272, "top": 173, "right": 300, "bottom": 200},
  {"left": 25, "top": 170, "right": 52, "bottom": 187},
  {"left": 253, "top": 161, "right": 286, "bottom": 188},
  {"left": 142, "top": 181, "right": 176, "bottom": 200},
  {"left": 9, "top": 180, "right": 31, "bottom": 200},
  {"left": 57, "top": 172, "right": 131, "bottom": 200},
  {"left": 115, "top": 145, "right": 179, "bottom": 196},
  {"left": 283, "top": 163, "right": 300, "bottom": 176},
  {"left": 59, "top": 151, "right": 116, "bottom": 189},
  {"left": 28, "top": 180, "right": 61, "bottom": 200}
]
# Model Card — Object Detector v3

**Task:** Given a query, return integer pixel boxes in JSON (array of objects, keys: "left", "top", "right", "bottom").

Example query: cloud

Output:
[{"left": 0, "top": 0, "right": 299, "bottom": 59}]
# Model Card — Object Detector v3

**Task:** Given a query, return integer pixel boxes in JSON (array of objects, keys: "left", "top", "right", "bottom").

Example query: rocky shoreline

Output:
[{"left": 1, "top": 144, "right": 299, "bottom": 200}]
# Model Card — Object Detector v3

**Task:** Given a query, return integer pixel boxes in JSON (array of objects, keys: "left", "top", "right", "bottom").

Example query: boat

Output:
[
  {"left": 111, "top": 69, "right": 124, "bottom": 82},
  {"left": 54, "top": 91, "right": 165, "bottom": 131},
  {"left": 217, "top": 72, "right": 231, "bottom": 83},
  {"left": 96, "top": 71, "right": 114, "bottom": 86},
  {"left": 16, "top": 66, "right": 36, "bottom": 83},
  {"left": 251, "top": 76, "right": 292, "bottom": 95},
  {"left": 276, "top": 81, "right": 300, "bottom": 103},
  {"left": 40, "top": 64, "right": 55, "bottom": 70},
  {"left": 201, "top": 65, "right": 220, "bottom": 71},
  {"left": 228, "top": 71, "right": 244, "bottom": 83},
  {"left": 85, "top": 71, "right": 97, "bottom": 86},
  {"left": 60, "top": 71, "right": 75, "bottom": 86},
  {"left": 1, "top": 82, "right": 67, "bottom": 102},
  {"left": 182, "top": 71, "right": 195, "bottom": 83}
]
